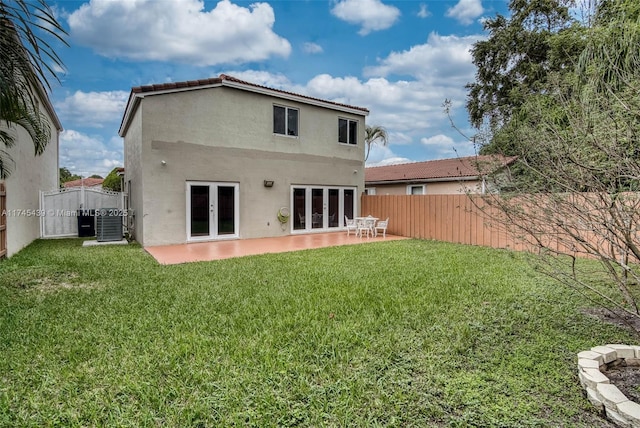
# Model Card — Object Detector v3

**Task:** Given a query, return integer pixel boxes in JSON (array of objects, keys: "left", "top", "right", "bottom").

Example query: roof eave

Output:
[
  {"left": 365, "top": 176, "right": 480, "bottom": 185},
  {"left": 222, "top": 79, "right": 369, "bottom": 116}
]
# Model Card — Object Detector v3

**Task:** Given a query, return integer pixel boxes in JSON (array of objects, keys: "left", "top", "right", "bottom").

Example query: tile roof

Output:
[
  {"left": 365, "top": 155, "right": 517, "bottom": 183},
  {"left": 130, "top": 73, "right": 369, "bottom": 113},
  {"left": 63, "top": 178, "right": 104, "bottom": 188}
]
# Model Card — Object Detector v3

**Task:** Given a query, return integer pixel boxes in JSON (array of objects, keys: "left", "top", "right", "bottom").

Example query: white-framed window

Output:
[
  {"left": 364, "top": 187, "right": 376, "bottom": 195},
  {"left": 273, "top": 105, "right": 299, "bottom": 136},
  {"left": 407, "top": 184, "right": 425, "bottom": 195},
  {"left": 338, "top": 118, "right": 358, "bottom": 145}
]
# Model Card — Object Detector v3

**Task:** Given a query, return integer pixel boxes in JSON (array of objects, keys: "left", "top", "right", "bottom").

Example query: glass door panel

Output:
[
  {"left": 190, "top": 185, "right": 210, "bottom": 236},
  {"left": 311, "top": 188, "right": 324, "bottom": 229},
  {"left": 217, "top": 186, "right": 235, "bottom": 235},
  {"left": 328, "top": 189, "right": 339, "bottom": 228},
  {"left": 293, "top": 188, "right": 306, "bottom": 230},
  {"left": 343, "top": 189, "right": 354, "bottom": 221}
]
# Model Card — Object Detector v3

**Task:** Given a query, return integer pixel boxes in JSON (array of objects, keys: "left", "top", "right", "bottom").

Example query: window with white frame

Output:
[
  {"left": 407, "top": 184, "right": 425, "bottom": 195},
  {"left": 273, "top": 105, "right": 299, "bottom": 136},
  {"left": 364, "top": 187, "right": 376, "bottom": 195},
  {"left": 338, "top": 118, "right": 358, "bottom": 145}
]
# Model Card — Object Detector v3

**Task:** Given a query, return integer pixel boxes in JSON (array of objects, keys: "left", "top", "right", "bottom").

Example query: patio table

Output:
[{"left": 355, "top": 216, "right": 378, "bottom": 237}]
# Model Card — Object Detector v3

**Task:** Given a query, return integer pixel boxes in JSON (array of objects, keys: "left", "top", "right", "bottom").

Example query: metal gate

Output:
[{"left": 40, "top": 187, "right": 126, "bottom": 238}]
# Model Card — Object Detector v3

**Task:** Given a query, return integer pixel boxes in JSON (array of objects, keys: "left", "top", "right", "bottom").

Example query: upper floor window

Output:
[
  {"left": 339, "top": 118, "right": 358, "bottom": 145},
  {"left": 274, "top": 105, "right": 299, "bottom": 136}
]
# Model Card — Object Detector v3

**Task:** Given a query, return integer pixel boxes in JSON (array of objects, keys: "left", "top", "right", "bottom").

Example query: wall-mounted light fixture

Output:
[
  {"left": 161, "top": 160, "right": 167, "bottom": 166},
  {"left": 263, "top": 180, "right": 274, "bottom": 187}
]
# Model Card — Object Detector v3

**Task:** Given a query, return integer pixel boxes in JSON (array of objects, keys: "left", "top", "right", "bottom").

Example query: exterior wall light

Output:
[{"left": 264, "top": 180, "right": 274, "bottom": 187}]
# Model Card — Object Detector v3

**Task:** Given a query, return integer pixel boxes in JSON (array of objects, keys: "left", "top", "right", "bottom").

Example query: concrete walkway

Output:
[{"left": 145, "top": 232, "right": 408, "bottom": 264}]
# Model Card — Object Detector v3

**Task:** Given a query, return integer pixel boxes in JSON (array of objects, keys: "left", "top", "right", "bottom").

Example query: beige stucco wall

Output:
[
  {"left": 367, "top": 179, "right": 483, "bottom": 195},
  {"left": 125, "top": 85, "right": 366, "bottom": 246},
  {"left": 2, "top": 115, "right": 59, "bottom": 257},
  {"left": 123, "top": 105, "right": 144, "bottom": 244}
]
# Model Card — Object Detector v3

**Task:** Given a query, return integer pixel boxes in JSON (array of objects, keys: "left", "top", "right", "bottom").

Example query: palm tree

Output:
[
  {"left": 0, "top": 0, "right": 67, "bottom": 178},
  {"left": 364, "top": 124, "right": 388, "bottom": 162}
]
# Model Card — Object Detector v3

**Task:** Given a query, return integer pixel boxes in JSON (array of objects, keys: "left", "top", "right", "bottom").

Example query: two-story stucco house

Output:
[{"left": 118, "top": 74, "right": 369, "bottom": 247}]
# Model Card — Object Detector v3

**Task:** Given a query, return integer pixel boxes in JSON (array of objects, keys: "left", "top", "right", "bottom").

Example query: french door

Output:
[
  {"left": 187, "top": 181, "right": 239, "bottom": 241},
  {"left": 291, "top": 186, "right": 356, "bottom": 232}
]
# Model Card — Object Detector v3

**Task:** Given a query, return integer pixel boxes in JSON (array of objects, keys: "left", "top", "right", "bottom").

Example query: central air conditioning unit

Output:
[{"left": 96, "top": 208, "right": 123, "bottom": 242}]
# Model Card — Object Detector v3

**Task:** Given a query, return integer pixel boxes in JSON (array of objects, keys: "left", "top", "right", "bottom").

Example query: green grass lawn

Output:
[{"left": 0, "top": 238, "right": 632, "bottom": 427}]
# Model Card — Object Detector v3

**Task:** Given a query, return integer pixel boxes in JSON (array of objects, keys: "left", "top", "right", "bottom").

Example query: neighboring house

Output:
[
  {"left": 1, "top": 88, "right": 62, "bottom": 257},
  {"left": 365, "top": 155, "right": 517, "bottom": 195},
  {"left": 118, "top": 74, "right": 369, "bottom": 247},
  {"left": 63, "top": 177, "right": 104, "bottom": 188}
]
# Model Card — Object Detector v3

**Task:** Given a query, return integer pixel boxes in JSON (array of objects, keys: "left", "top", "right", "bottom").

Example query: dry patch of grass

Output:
[{"left": 2, "top": 268, "right": 101, "bottom": 292}]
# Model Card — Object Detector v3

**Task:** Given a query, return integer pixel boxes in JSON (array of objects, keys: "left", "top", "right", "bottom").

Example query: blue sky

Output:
[{"left": 47, "top": 0, "right": 509, "bottom": 178}]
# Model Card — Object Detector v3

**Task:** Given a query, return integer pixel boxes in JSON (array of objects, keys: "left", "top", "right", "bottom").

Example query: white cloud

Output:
[
  {"left": 60, "top": 130, "right": 123, "bottom": 177},
  {"left": 67, "top": 0, "right": 291, "bottom": 66},
  {"left": 417, "top": 3, "right": 431, "bottom": 18},
  {"left": 55, "top": 90, "right": 129, "bottom": 128},
  {"left": 222, "top": 70, "right": 293, "bottom": 89},
  {"left": 303, "top": 42, "right": 323, "bottom": 54},
  {"left": 367, "top": 156, "right": 413, "bottom": 167},
  {"left": 363, "top": 32, "right": 481, "bottom": 86},
  {"left": 446, "top": 0, "right": 484, "bottom": 25},
  {"left": 421, "top": 134, "right": 477, "bottom": 158},
  {"left": 421, "top": 134, "right": 455, "bottom": 147},
  {"left": 331, "top": 0, "right": 401, "bottom": 35},
  {"left": 292, "top": 32, "right": 483, "bottom": 164},
  {"left": 365, "top": 144, "right": 410, "bottom": 167}
]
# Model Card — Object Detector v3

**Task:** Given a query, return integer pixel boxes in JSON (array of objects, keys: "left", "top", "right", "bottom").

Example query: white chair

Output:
[
  {"left": 374, "top": 217, "right": 389, "bottom": 238},
  {"left": 345, "top": 216, "right": 357, "bottom": 236},
  {"left": 312, "top": 212, "right": 322, "bottom": 228}
]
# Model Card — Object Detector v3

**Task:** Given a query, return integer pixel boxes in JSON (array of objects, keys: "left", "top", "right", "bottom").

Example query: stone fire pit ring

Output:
[{"left": 578, "top": 344, "right": 640, "bottom": 427}]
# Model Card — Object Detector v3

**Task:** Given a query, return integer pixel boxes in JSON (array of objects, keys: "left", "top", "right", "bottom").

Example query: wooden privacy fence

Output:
[
  {"left": 362, "top": 193, "right": 640, "bottom": 259},
  {"left": 0, "top": 182, "right": 5, "bottom": 258},
  {"left": 361, "top": 194, "right": 528, "bottom": 251}
]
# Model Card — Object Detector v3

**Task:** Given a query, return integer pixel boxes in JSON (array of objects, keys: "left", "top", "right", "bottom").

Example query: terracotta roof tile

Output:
[{"left": 365, "top": 155, "right": 517, "bottom": 183}]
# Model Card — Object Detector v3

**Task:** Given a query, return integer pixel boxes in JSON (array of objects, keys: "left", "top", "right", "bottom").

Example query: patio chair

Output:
[
  {"left": 345, "top": 216, "right": 357, "bottom": 236},
  {"left": 374, "top": 217, "right": 389, "bottom": 238}
]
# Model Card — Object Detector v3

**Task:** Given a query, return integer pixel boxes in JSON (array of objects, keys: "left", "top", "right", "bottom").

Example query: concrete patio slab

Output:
[{"left": 145, "top": 232, "right": 408, "bottom": 264}]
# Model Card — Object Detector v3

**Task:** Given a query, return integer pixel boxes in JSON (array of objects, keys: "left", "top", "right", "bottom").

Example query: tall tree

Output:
[
  {"left": 364, "top": 125, "right": 388, "bottom": 162},
  {"left": 102, "top": 167, "right": 122, "bottom": 192},
  {"left": 59, "top": 166, "right": 80, "bottom": 186},
  {"left": 466, "top": 0, "right": 580, "bottom": 136},
  {"left": 0, "top": 0, "right": 67, "bottom": 178},
  {"left": 474, "top": 0, "right": 640, "bottom": 329}
]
